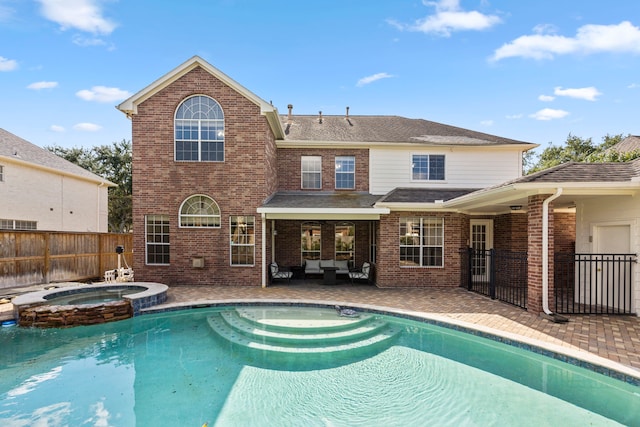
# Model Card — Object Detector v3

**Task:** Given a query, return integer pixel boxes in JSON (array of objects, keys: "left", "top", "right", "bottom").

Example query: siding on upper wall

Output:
[
  {"left": 0, "top": 161, "right": 108, "bottom": 232},
  {"left": 369, "top": 146, "right": 523, "bottom": 194}
]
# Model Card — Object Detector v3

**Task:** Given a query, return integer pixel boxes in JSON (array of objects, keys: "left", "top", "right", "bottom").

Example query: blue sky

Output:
[{"left": 1, "top": 0, "right": 639, "bottom": 153}]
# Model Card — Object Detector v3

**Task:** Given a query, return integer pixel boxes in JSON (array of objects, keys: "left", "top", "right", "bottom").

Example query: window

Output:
[
  {"left": 146, "top": 215, "right": 170, "bottom": 265},
  {"left": 175, "top": 95, "right": 224, "bottom": 161},
  {"left": 0, "top": 165, "right": 4, "bottom": 182},
  {"left": 335, "top": 156, "right": 355, "bottom": 189},
  {"left": 399, "top": 217, "right": 443, "bottom": 267},
  {"left": 412, "top": 154, "right": 445, "bottom": 181},
  {"left": 230, "top": 216, "right": 255, "bottom": 266},
  {"left": 179, "top": 195, "right": 220, "bottom": 227},
  {"left": 335, "top": 222, "right": 355, "bottom": 261},
  {"left": 0, "top": 219, "right": 36, "bottom": 230},
  {"left": 301, "top": 156, "right": 321, "bottom": 189},
  {"left": 301, "top": 222, "right": 321, "bottom": 261}
]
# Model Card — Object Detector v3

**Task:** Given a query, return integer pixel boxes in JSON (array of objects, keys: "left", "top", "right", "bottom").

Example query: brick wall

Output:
[
  {"left": 131, "top": 67, "right": 275, "bottom": 286},
  {"left": 276, "top": 148, "right": 369, "bottom": 191},
  {"left": 554, "top": 211, "right": 576, "bottom": 253},
  {"left": 494, "top": 213, "right": 528, "bottom": 251},
  {"left": 527, "top": 194, "right": 556, "bottom": 314},
  {"left": 376, "top": 211, "right": 468, "bottom": 288}
]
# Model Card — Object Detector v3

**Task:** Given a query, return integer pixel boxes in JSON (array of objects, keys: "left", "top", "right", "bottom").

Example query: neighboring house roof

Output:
[
  {"left": 609, "top": 135, "right": 640, "bottom": 154},
  {"left": 514, "top": 160, "right": 640, "bottom": 183},
  {"left": 116, "top": 56, "right": 285, "bottom": 139},
  {"left": 280, "top": 114, "right": 536, "bottom": 147},
  {"left": 0, "top": 128, "right": 115, "bottom": 185}
]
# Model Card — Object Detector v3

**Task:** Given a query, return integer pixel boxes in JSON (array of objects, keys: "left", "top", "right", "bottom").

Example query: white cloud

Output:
[
  {"left": 356, "top": 72, "right": 394, "bottom": 87},
  {"left": 529, "top": 108, "right": 569, "bottom": 121},
  {"left": 538, "top": 94, "right": 555, "bottom": 102},
  {"left": 0, "top": 56, "right": 18, "bottom": 71},
  {"left": 37, "top": 0, "right": 116, "bottom": 35},
  {"left": 76, "top": 86, "right": 131, "bottom": 102},
  {"left": 480, "top": 120, "right": 493, "bottom": 126},
  {"left": 393, "top": 0, "right": 501, "bottom": 37},
  {"left": 506, "top": 114, "right": 523, "bottom": 119},
  {"left": 492, "top": 21, "right": 640, "bottom": 61},
  {"left": 73, "top": 122, "right": 102, "bottom": 131},
  {"left": 27, "top": 81, "right": 59, "bottom": 90},
  {"left": 72, "top": 34, "right": 107, "bottom": 47},
  {"left": 50, "top": 125, "right": 65, "bottom": 132},
  {"left": 554, "top": 86, "right": 601, "bottom": 101},
  {"left": 628, "top": 83, "right": 640, "bottom": 89}
]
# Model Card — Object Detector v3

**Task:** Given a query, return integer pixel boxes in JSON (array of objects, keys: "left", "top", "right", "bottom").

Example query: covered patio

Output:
[{"left": 258, "top": 191, "right": 388, "bottom": 287}]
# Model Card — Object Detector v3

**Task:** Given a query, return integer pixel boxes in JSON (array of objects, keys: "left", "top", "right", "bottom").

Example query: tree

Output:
[
  {"left": 525, "top": 133, "right": 639, "bottom": 174},
  {"left": 46, "top": 140, "right": 132, "bottom": 233}
]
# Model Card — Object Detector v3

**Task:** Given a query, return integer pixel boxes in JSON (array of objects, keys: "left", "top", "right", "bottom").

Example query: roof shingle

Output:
[{"left": 280, "top": 115, "right": 534, "bottom": 146}]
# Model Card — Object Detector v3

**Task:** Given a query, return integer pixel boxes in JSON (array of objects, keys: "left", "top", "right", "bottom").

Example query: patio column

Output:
[{"left": 527, "top": 194, "right": 555, "bottom": 314}]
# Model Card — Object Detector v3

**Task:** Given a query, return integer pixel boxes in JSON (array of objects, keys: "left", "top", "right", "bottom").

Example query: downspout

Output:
[
  {"left": 542, "top": 188, "right": 562, "bottom": 315},
  {"left": 261, "top": 213, "right": 267, "bottom": 288}
]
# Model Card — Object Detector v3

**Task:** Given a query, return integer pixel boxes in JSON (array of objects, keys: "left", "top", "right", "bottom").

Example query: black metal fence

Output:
[
  {"left": 460, "top": 248, "right": 528, "bottom": 309},
  {"left": 554, "top": 253, "right": 636, "bottom": 314}
]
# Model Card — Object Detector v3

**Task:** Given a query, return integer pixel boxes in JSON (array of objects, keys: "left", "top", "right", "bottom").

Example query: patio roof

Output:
[{"left": 257, "top": 192, "right": 389, "bottom": 219}]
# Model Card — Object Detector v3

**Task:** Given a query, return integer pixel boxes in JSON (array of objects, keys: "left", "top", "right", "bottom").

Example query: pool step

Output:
[{"left": 207, "top": 307, "right": 400, "bottom": 364}]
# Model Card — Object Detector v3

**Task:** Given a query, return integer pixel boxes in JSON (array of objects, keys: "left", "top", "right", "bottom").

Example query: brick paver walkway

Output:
[{"left": 160, "top": 283, "right": 640, "bottom": 374}]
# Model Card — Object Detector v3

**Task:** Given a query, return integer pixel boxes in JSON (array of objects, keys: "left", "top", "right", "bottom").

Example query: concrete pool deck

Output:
[{"left": 2, "top": 281, "right": 639, "bottom": 376}]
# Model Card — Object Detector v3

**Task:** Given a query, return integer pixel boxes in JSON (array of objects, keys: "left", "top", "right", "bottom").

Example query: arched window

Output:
[
  {"left": 179, "top": 195, "right": 220, "bottom": 228},
  {"left": 175, "top": 95, "right": 224, "bottom": 162}
]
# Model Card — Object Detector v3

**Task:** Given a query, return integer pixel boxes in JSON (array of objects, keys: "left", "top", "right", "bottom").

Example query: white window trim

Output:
[
  {"left": 301, "top": 156, "right": 322, "bottom": 189},
  {"left": 230, "top": 215, "right": 255, "bottom": 267},
  {"left": 145, "top": 215, "right": 170, "bottom": 266},
  {"left": 399, "top": 217, "right": 445, "bottom": 268},
  {"left": 335, "top": 156, "right": 355, "bottom": 190},
  {"left": 178, "top": 194, "right": 221, "bottom": 228},
  {"left": 174, "top": 94, "right": 225, "bottom": 162},
  {"left": 410, "top": 153, "right": 446, "bottom": 183}
]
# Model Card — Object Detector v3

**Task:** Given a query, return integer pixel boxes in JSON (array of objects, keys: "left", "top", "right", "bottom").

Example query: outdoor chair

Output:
[
  {"left": 269, "top": 262, "right": 293, "bottom": 283},
  {"left": 348, "top": 262, "right": 370, "bottom": 284}
]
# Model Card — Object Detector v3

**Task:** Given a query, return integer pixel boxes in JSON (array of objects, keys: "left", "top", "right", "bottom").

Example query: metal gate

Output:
[
  {"left": 554, "top": 253, "right": 636, "bottom": 314},
  {"left": 460, "top": 248, "right": 528, "bottom": 309}
]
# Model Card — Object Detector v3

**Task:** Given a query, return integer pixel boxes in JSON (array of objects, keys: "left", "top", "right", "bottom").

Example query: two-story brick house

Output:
[{"left": 118, "top": 56, "right": 640, "bottom": 315}]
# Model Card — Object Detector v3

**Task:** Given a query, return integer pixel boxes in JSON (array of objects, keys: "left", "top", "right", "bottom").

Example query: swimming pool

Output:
[{"left": 0, "top": 305, "right": 638, "bottom": 426}]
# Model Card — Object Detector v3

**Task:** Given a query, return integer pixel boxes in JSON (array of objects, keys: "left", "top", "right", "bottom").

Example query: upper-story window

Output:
[
  {"left": 179, "top": 195, "right": 221, "bottom": 227},
  {"left": 412, "top": 154, "right": 445, "bottom": 181},
  {"left": 301, "top": 156, "right": 321, "bottom": 189},
  {"left": 335, "top": 156, "right": 355, "bottom": 189},
  {"left": 175, "top": 95, "right": 224, "bottom": 162}
]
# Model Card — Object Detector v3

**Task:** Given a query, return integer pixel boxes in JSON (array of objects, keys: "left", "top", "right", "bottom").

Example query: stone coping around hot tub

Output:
[
  {"left": 140, "top": 299, "right": 640, "bottom": 387},
  {"left": 11, "top": 282, "right": 168, "bottom": 308}
]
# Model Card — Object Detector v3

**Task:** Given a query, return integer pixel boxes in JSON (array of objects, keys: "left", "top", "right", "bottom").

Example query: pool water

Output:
[
  {"left": 43, "top": 287, "right": 145, "bottom": 306},
  {"left": 0, "top": 306, "right": 638, "bottom": 426}
]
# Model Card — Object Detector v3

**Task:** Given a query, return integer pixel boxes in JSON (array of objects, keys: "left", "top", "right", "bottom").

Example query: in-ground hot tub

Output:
[{"left": 12, "top": 282, "right": 168, "bottom": 328}]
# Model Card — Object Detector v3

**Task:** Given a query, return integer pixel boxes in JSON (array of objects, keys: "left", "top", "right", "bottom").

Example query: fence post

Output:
[
  {"left": 467, "top": 247, "right": 473, "bottom": 290},
  {"left": 489, "top": 248, "right": 496, "bottom": 299},
  {"left": 43, "top": 232, "right": 50, "bottom": 284}
]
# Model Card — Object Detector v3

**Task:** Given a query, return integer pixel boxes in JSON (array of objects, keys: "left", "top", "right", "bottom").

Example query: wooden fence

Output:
[{"left": 0, "top": 231, "right": 133, "bottom": 289}]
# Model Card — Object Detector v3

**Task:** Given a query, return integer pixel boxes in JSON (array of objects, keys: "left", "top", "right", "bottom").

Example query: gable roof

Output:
[
  {"left": 610, "top": 135, "right": 640, "bottom": 154},
  {"left": 0, "top": 128, "right": 114, "bottom": 185},
  {"left": 116, "top": 56, "right": 284, "bottom": 139},
  {"left": 281, "top": 114, "right": 536, "bottom": 147}
]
